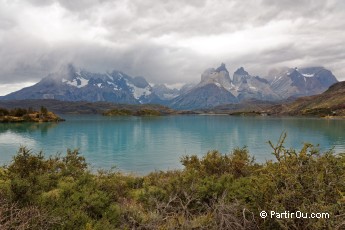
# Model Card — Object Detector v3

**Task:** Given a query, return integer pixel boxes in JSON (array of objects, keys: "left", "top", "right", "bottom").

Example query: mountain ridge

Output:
[{"left": 1, "top": 63, "right": 338, "bottom": 110}]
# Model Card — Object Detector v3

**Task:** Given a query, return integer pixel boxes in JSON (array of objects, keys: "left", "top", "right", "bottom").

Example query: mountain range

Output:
[
  {"left": 1, "top": 65, "right": 165, "bottom": 104},
  {"left": 0, "top": 63, "right": 338, "bottom": 109}
]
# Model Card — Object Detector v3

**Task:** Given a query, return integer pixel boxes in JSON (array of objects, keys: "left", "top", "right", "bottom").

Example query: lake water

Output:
[{"left": 0, "top": 115, "right": 344, "bottom": 174}]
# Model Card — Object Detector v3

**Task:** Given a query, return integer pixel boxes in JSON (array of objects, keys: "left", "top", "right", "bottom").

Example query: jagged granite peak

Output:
[
  {"left": 233, "top": 67, "right": 250, "bottom": 84},
  {"left": 234, "top": 67, "right": 249, "bottom": 76},
  {"left": 170, "top": 63, "right": 287, "bottom": 109},
  {"left": 231, "top": 67, "right": 281, "bottom": 101},
  {"left": 215, "top": 63, "right": 229, "bottom": 73},
  {"left": 199, "top": 63, "right": 232, "bottom": 90},
  {"left": 170, "top": 63, "right": 237, "bottom": 109}
]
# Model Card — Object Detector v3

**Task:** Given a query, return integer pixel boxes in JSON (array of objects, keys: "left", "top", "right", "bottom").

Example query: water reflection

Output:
[
  {"left": 0, "top": 122, "right": 58, "bottom": 165},
  {"left": 0, "top": 122, "right": 58, "bottom": 136},
  {"left": 0, "top": 115, "right": 344, "bottom": 174}
]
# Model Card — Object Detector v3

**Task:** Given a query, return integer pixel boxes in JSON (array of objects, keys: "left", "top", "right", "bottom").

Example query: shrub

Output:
[{"left": 0, "top": 136, "right": 344, "bottom": 229}]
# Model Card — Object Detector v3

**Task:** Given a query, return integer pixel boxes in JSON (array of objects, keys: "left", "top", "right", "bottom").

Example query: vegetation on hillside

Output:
[
  {"left": 0, "top": 135, "right": 344, "bottom": 229},
  {"left": 103, "top": 108, "right": 162, "bottom": 116},
  {"left": 0, "top": 106, "right": 64, "bottom": 122}
]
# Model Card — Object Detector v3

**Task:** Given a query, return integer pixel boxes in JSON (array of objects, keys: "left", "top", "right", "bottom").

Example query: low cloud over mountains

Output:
[{"left": 0, "top": 0, "right": 344, "bottom": 96}]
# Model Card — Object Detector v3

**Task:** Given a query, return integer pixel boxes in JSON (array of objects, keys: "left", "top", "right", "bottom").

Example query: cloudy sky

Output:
[{"left": 0, "top": 0, "right": 344, "bottom": 95}]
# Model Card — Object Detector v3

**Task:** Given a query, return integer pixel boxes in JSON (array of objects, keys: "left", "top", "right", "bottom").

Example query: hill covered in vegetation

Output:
[
  {"left": 0, "top": 135, "right": 344, "bottom": 229},
  {"left": 0, "top": 107, "right": 64, "bottom": 122}
]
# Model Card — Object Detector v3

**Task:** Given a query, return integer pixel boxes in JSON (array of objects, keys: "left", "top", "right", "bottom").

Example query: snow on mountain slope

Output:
[{"left": 1, "top": 65, "right": 158, "bottom": 104}]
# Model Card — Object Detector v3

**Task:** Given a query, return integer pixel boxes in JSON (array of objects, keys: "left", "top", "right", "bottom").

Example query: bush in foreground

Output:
[{"left": 0, "top": 135, "right": 344, "bottom": 229}]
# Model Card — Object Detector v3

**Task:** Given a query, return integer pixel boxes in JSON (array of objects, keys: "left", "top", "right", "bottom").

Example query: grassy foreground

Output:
[{"left": 0, "top": 134, "right": 344, "bottom": 229}]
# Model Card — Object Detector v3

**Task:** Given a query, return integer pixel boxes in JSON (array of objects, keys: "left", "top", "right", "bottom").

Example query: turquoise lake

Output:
[{"left": 0, "top": 115, "right": 344, "bottom": 174}]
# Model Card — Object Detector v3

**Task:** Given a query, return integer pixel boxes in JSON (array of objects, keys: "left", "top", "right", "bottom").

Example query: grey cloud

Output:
[
  {"left": 27, "top": 0, "right": 101, "bottom": 10},
  {"left": 0, "top": 0, "right": 344, "bottom": 89},
  {"left": 0, "top": 34, "right": 206, "bottom": 84}
]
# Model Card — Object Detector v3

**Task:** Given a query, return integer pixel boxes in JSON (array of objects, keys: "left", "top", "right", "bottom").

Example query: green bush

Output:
[{"left": 0, "top": 135, "right": 344, "bottom": 229}]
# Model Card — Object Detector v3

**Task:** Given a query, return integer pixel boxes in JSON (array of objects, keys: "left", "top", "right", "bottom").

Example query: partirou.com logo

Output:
[{"left": 260, "top": 210, "right": 330, "bottom": 219}]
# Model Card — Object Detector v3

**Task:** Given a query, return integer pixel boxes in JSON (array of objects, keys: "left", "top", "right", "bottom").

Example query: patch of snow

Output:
[
  {"left": 123, "top": 78, "right": 151, "bottom": 99},
  {"left": 302, "top": 73, "right": 315, "bottom": 77},
  {"left": 62, "top": 77, "right": 89, "bottom": 88},
  {"left": 127, "top": 82, "right": 152, "bottom": 99},
  {"left": 97, "top": 83, "right": 102, "bottom": 88},
  {"left": 214, "top": 82, "right": 221, "bottom": 87},
  {"left": 78, "top": 77, "right": 89, "bottom": 87}
]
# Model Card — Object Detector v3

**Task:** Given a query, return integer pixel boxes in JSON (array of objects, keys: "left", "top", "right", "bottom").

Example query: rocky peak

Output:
[
  {"left": 233, "top": 67, "right": 250, "bottom": 84},
  {"left": 234, "top": 67, "right": 249, "bottom": 76},
  {"left": 215, "top": 63, "right": 228, "bottom": 73},
  {"left": 199, "top": 63, "right": 232, "bottom": 89}
]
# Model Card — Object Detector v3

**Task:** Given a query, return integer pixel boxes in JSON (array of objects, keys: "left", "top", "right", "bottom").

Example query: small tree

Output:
[
  {"left": 40, "top": 106, "right": 48, "bottom": 117},
  {"left": 0, "top": 108, "right": 9, "bottom": 116}
]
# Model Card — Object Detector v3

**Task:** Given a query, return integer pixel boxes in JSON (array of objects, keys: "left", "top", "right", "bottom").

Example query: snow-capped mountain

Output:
[
  {"left": 1, "top": 64, "right": 338, "bottom": 110},
  {"left": 1, "top": 64, "right": 161, "bottom": 104},
  {"left": 270, "top": 67, "right": 338, "bottom": 98}
]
